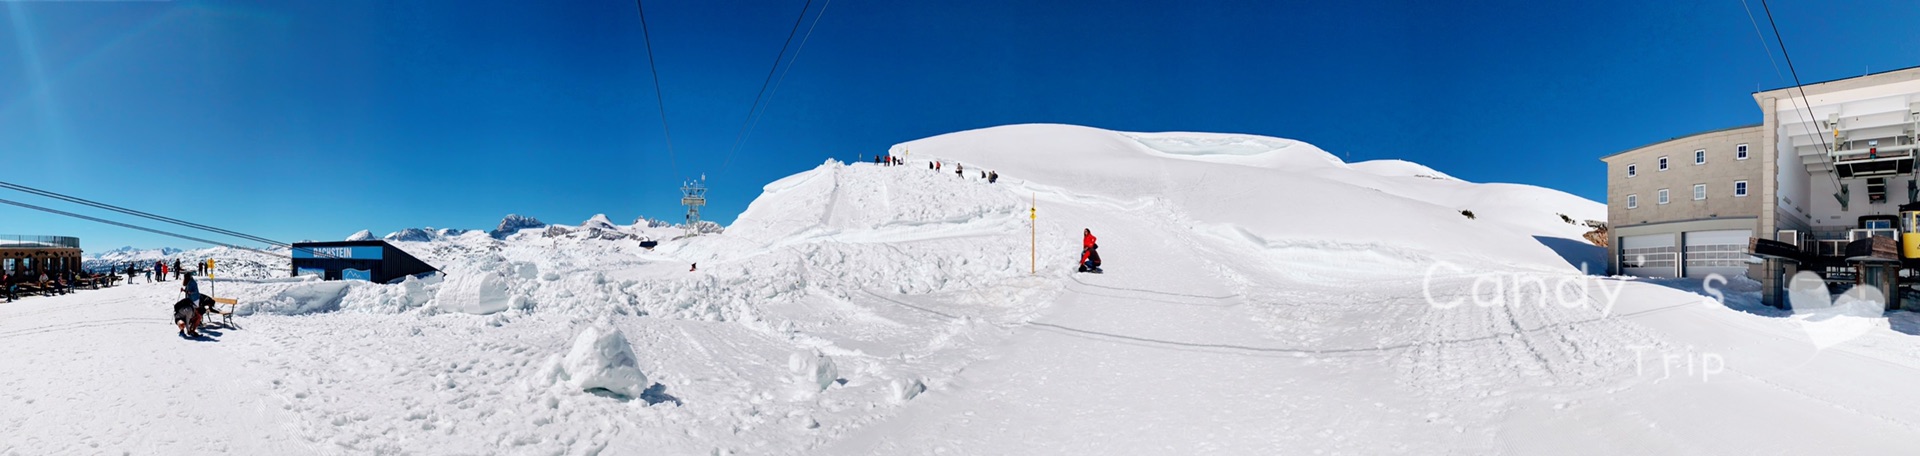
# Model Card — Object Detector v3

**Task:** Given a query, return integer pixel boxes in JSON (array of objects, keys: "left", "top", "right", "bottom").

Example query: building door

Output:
[
  {"left": 1620, "top": 234, "right": 1678, "bottom": 278},
  {"left": 1683, "top": 229, "right": 1754, "bottom": 279}
]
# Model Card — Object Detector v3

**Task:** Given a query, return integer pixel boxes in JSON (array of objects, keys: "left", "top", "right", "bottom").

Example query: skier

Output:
[{"left": 1078, "top": 228, "right": 1103, "bottom": 273}]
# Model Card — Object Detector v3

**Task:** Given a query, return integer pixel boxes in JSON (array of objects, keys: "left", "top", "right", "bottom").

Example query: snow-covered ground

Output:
[{"left": 6, "top": 124, "right": 1919, "bottom": 454}]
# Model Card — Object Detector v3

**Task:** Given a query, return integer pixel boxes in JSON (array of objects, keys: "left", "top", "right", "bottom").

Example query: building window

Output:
[
  {"left": 1737, "top": 144, "right": 1749, "bottom": 160},
  {"left": 1695, "top": 149, "right": 1706, "bottom": 165},
  {"left": 1659, "top": 188, "right": 1669, "bottom": 205},
  {"left": 1628, "top": 194, "right": 1638, "bottom": 209},
  {"left": 1627, "top": 164, "right": 1637, "bottom": 177},
  {"left": 1694, "top": 184, "right": 1707, "bottom": 200},
  {"left": 1735, "top": 180, "right": 1748, "bottom": 197},
  {"left": 1659, "top": 156, "right": 1669, "bottom": 171}
]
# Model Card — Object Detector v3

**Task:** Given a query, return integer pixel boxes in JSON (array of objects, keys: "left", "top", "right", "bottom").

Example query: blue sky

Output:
[{"left": 3, "top": 0, "right": 1918, "bottom": 250}]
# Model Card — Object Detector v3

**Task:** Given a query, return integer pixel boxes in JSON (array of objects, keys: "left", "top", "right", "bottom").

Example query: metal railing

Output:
[{"left": 0, "top": 235, "right": 80, "bottom": 249}]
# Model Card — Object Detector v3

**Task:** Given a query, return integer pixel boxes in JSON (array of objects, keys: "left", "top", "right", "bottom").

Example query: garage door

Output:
[
  {"left": 1684, "top": 229, "right": 1753, "bottom": 279},
  {"left": 1620, "top": 234, "right": 1677, "bottom": 278}
]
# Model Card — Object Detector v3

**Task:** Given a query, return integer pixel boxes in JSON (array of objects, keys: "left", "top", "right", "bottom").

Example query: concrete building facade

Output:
[
  {"left": 1605, "top": 65, "right": 1920, "bottom": 309},
  {"left": 1602, "top": 125, "right": 1766, "bottom": 279}
]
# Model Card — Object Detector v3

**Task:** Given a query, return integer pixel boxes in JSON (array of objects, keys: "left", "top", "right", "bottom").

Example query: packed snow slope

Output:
[{"left": 6, "top": 124, "right": 1920, "bottom": 455}]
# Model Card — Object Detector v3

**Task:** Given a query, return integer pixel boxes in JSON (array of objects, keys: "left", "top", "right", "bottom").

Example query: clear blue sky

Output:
[{"left": 4, "top": 0, "right": 1918, "bottom": 250}]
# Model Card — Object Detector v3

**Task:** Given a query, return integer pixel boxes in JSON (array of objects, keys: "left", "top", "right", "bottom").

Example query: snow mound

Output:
[
  {"left": 559, "top": 325, "right": 649, "bottom": 398},
  {"left": 345, "top": 230, "right": 375, "bottom": 241},
  {"left": 891, "top": 377, "right": 926, "bottom": 403},
  {"left": 434, "top": 270, "right": 513, "bottom": 315},
  {"left": 791, "top": 352, "right": 839, "bottom": 393},
  {"left": 246, "top": 280, "right": 353, "bottom": 315},
  {"left": 896, "top": 123, "right": 1603, "bottom": 271}
]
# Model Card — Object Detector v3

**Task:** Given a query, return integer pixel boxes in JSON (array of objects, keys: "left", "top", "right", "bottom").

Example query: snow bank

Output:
[
  {"left": 896, "top": 123, "right": 1604, "bottom": 272},
  {"left": 558, "top": 325, "right": 649, "bottom": 398},
  {"left": 247, "top": 281, "right": 353, "bottom": 315},
  {"left": 434, "top": 270, "right": 513, "bottom": 315}
]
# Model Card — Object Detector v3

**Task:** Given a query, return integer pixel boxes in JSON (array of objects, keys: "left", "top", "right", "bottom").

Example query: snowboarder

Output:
[{"left": 1078, "top": 229, "right": 1102, "bottom": 273}]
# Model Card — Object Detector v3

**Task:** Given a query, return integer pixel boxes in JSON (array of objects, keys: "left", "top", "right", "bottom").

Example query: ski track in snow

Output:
[{"left": 5, "top": 124, "right": 1920, "bottom": 454}]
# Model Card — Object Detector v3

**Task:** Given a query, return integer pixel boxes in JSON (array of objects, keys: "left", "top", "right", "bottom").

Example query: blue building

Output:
[{"left": 289, "top": 240, "right": 438, "bottom": 283}]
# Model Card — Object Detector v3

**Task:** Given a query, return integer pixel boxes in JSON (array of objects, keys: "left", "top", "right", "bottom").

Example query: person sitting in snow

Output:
[{"left": 1079, "top": 228, "right": 1102, "bottom": 273}]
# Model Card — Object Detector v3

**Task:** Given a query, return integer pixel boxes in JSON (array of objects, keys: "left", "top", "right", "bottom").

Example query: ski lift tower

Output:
[{"left": 680, "top": 177, "right": 708, "bottom": 236}]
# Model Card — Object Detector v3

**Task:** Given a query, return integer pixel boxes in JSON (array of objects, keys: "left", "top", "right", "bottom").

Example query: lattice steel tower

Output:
[{"left": 680, "top": 177, "right": 708, "bottom": 235}]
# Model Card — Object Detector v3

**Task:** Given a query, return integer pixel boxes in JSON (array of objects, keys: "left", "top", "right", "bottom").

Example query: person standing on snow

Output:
[{"left": 173, "top": 259, "right": 182, "bottom": 279}]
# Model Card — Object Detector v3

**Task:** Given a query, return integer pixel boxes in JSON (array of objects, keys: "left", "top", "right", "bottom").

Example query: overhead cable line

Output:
[
  {"left": 1737, "top": 0, "right": 1788, "bottom": 85},
  {"left": 729, "top": 0, "right": 835, "bottom": 172},
  {"left": 0, "top": 196, "right": 290, "bottom": 259},
  {"left": 720, "top": 0, "right": 818, "bottom": 172},
  {"left": 0, "top": 180, "right": 292, "bottom": 249},
  {"left": 0, "top": 180, "right": 341, "bottom": 258},
  {"left": 1757, "top": 0, "right": 1842, "bottom": 195},
  {"left": 635, "top": 0, "right": 682, "bottom": 176}
]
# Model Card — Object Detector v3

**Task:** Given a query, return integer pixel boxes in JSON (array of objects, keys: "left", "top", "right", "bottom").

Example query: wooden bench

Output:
[{"left": 208, "top": 297, "right": 240, "bottom": 327}]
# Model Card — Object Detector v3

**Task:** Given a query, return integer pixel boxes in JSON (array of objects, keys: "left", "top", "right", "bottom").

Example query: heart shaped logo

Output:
[{"left": 1785, "top": 271, "right": 1883, "bottom": 350}]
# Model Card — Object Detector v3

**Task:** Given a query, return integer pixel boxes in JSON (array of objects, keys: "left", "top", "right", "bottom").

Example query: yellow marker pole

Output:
[
  {"left": 208, "top": 259, "right": 215, "bottom": 299},
  {"left": 1030, "top": 193, "right": 1036, "bottom": 275}
]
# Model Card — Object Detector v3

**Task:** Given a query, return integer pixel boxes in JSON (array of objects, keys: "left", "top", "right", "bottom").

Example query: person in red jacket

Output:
[{"left": 1079, "top": 229, "right": 1102, "bottom": 273}]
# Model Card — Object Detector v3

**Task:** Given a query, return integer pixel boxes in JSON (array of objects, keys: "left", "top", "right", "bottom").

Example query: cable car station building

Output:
[
  {"left": 1602, "top": 66, "right": 1920, "bottom": 310},
  {"left": 289, "top": 240, "right": 438, "bottom": 283},
  {"left": 0, "top": 235, "right": 83, "bottom": 277}
]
